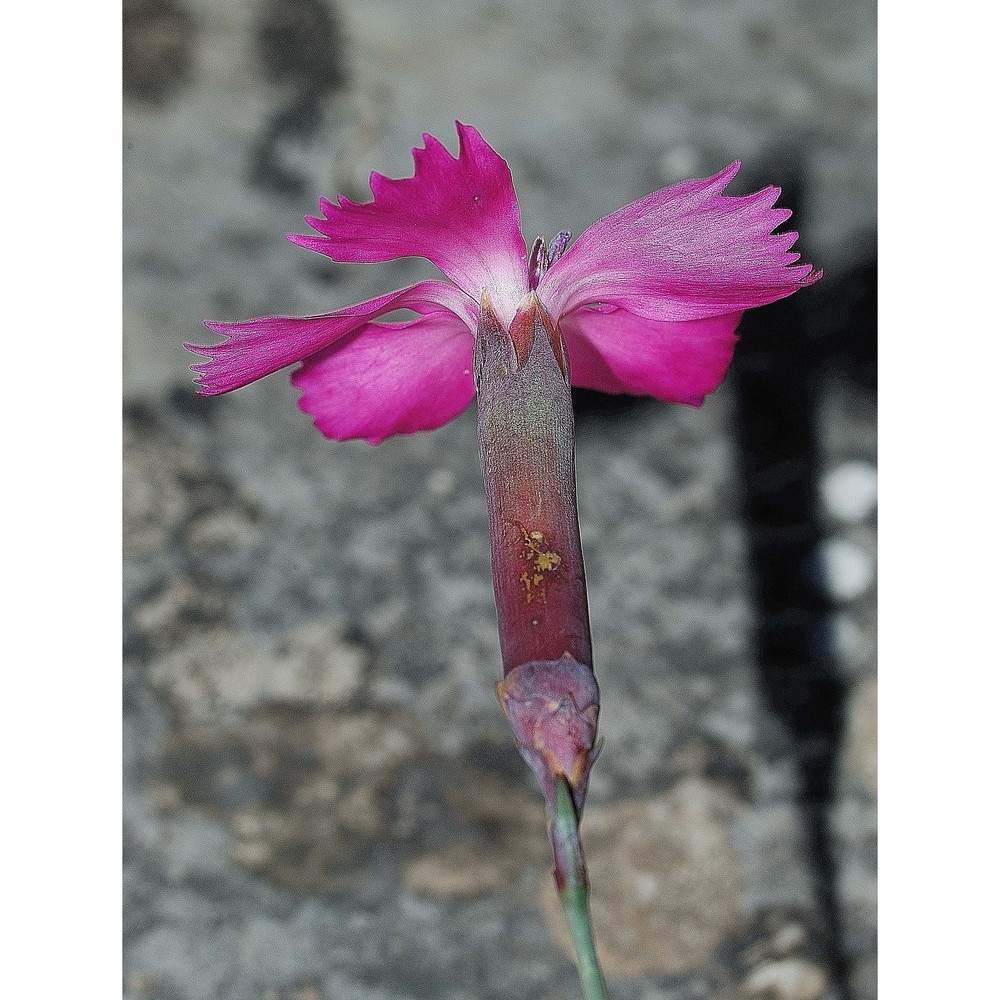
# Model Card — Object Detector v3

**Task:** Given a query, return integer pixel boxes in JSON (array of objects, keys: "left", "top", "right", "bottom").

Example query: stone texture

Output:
[
  {"left": 404, "top": 845, "right": 511, "bottom": 899},
  {"left": 740, "top": 957, "right": 830, "bottom": 1000},
  {"left": 124, "top": 2, "right": 875, "bottom": 998},
  {"left": 540, "top": 779, "right": 743, "bottom": 978},
  {"left": 149, "top": 622, "right": 366, "bottom": 723},
  {"left": 841, "top": 677, "right": 877, "bottom": 800}
]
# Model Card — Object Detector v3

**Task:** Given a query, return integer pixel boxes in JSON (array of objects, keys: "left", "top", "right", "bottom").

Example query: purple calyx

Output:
[{"left": 496, "top": 655, "right": 601, "bottom": 816}]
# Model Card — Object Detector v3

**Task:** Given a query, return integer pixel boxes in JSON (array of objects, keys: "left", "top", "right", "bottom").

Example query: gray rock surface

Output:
[{"left": 124, "top": 2, "right": 876, "bottom": 998}]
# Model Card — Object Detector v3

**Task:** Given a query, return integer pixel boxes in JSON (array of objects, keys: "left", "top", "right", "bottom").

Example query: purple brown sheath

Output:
[
  {"left": 475, "top": 290, "right": 607, "bottom": 996},
  {"left": 474, "top": 290, "right": 601, "bottom": 825}
]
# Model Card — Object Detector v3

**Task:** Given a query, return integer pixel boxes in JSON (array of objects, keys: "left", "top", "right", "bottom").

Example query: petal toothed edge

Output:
[
  {"left": 538, "top": 161, "right": 820, "bottom": 323},
  {"left": 185, "top": 280, "right": 474, "bottom": 396},
  {"left": 286, "top": 123, "right": 529, "bottom": 325}
]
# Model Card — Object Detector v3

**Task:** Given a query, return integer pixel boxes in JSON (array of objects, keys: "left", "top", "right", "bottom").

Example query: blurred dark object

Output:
[
  {"left": 571, "top": 386, "right": 651, "bottom": 422},
  {"left": 248, "top": 0, "right": 347, "bottom": 196},
  {"left": 256, "top": 0, "right": 346, "bottom": 92},
  {"left": 247, "top": 93, "right": 325, "bottom": 197},
  {"left": 809, "top": 241, "right": 877, "bottom": 393},
  {"left": 123, "top": 0, "right": 195, "bottom": 105},
  {"left": 732, "top": 172, "right": 876, "bottom": 998},
  {"left": 733, "top": 273, "right": 848, "bottom": 982}
]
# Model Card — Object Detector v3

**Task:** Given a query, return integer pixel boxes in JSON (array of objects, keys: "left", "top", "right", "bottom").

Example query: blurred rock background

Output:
[{"left": 123, "top": 2, "right": 876, "bottom": 999}]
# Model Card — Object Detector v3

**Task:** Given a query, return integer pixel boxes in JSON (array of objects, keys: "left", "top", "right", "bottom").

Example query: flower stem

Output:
[
  {"left": 474, "top": 291, "right": 608, "bottom": 998},
  {"left": 550, "top": 777, "right": 609, "bottom": 1000}
]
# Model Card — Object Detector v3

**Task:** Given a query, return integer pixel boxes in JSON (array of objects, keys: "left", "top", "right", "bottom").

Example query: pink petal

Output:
[
  {"left": 537, "top": 162, "right": 820, "bottom": 323},
  {"left": 291, "top": 312, "right": 475, "bottom": 444},
  {"left": 288, "top": 122, "right": 529, "bottom": 326},
  {"left": 561, "top": 304, "right": 743, "bottom": 406},
  {"left": 186, "top": 281, "right": 473, "bottom": 395}
]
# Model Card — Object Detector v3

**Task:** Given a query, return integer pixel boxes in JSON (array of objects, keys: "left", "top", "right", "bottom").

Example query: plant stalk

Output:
[
  {"left": 551, "top": 777, "right": 609, "bottom": 1000},
  {"left": 474, "top": 290, "right": 610, "bottom": 998}
]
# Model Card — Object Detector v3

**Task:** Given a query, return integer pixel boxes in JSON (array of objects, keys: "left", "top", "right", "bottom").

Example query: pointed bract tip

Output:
[
  {"left": 508, "top": 291, "right": 568, "bottom": 376},
  {"left": 478, "top": 288, "right": 504, "bottom": 329}
]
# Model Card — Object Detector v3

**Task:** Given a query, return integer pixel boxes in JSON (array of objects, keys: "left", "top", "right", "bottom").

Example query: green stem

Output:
[{"left": 551, "top": 778, "right": 610, "bottom": 1000}]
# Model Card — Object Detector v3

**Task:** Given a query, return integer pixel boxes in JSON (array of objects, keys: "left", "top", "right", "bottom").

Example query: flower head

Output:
[{"left": 188, "top": 122, "right": 819, "bottom": 444}]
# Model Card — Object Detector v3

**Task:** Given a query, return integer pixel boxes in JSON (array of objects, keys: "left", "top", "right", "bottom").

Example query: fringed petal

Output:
[
  {"left": 186, "top": 281, "right": 473, "bottom": 395},
  {"left": 288, "top": 122, "right": 529, "bottom": 325},
  {"left": 538, "top": 162, "right": 820, "bottom": 323}
]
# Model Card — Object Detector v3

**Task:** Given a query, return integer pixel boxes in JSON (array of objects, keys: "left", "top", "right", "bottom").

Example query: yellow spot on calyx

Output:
[{"left": 516, "top": 524, "right": 562, "bottom": 605}]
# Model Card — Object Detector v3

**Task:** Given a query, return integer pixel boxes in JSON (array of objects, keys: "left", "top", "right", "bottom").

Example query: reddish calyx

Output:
[
  {"left": 474, "top": 293, "right": 593, "bottom": 676},
  {"left": 496, "top": 655, "right": 601, "bottom": 818},
  {"left": 476, "top": 292, "right": 601, "bottom": 817}
]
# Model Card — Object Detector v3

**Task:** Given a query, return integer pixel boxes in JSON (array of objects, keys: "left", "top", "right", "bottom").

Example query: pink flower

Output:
[{"left": 188, "top": 122, "right": 819, "bottom": 444}]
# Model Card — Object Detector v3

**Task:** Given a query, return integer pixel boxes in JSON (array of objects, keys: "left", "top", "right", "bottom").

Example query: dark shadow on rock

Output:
[
  {"left": 123, "top": 0, "right": 196, "bottom": 105},
  {"left": 247, "top": 92, "right": 327, "bottom": 198},
  {"left": 167, "top": 384, "right": 220, "bottom": 423},
  {"left": 257, "top": 0, "right": 347, "bottom": 92},
  {"left": 731, "top": 167, "right": 876, "bottom": 999},
  {"left": 571, "top": 386, "right": 655, "bottom": 424},
  {"left": 247, "top": 0, "right": 348, "bottom": 197}
]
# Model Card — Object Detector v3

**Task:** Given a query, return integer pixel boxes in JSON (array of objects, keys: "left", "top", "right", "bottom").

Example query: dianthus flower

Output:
[
  {"left": 188, "top": 122, "right": 818, "bottom": 1000},
  {"left": 188, "top": 122, "right": 818, "bottom": 444}
]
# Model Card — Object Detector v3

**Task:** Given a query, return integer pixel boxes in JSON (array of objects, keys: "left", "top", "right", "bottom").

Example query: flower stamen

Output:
[
  {"left": 547, "top": 230, "right": 572, "bottom": 267},
  {"left": 528, "top": 236, "right": 548, "bottom": 289}
]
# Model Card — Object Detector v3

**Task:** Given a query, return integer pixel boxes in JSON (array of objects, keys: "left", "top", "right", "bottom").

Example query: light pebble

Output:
[{"left": 820, "top": 461, "right": 878, "bottom": 524}]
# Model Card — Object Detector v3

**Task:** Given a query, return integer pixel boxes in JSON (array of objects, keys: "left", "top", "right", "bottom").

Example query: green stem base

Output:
[{"left": 551, "top": 778, "right": 610, "bottom": 1000}]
